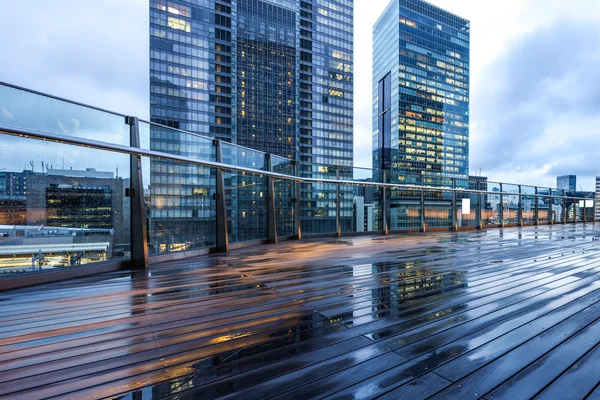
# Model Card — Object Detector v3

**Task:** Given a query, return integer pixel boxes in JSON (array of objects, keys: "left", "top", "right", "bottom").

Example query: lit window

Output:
[{"left": 168, "top": 17, "right": 190, "bottom": 33}]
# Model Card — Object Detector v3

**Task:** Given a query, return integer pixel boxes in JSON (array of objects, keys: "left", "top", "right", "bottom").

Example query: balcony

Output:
[{"left": 0, "top": 82, "right": 599, "bottom": 398}]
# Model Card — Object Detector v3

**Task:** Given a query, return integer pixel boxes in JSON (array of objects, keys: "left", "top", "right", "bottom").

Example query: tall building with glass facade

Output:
[
  {"left": 557, "top": 175, "right": 576, "bottom": 191},
  {"left": 149, "top": 0, "right": 353, "bottom": 248},
  {"left": 373, "top": 0, "right": 469, "bottom": 186}
]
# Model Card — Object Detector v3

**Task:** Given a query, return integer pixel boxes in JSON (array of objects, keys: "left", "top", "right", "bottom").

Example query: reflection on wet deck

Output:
[{"left": 1, "top": 224, "right": 600, "bottom": 399}]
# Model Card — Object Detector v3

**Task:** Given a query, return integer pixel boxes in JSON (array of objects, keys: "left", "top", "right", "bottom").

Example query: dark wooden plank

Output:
[
  {"left": 428, "top": 306, "right": 600, "bottom": 399},
  {"left": 293, "top": 285, "right": 600, "bottom": 399},
  {"left": 534, "top": 342, "right": 600, "bottom": 400},
  {"left": 485, "top": 320, "right": 600, "bottom": 400},
  {"left": 377, "top": 372, "right": 452, "bottom": 400},
  {"left": 0, "top": 225, "right": 598, "bottom": 400}
]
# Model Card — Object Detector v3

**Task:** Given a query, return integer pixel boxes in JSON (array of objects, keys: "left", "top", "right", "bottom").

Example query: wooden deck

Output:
[{"left": 1, "top": 224, "right": 600, "bottom": 399}]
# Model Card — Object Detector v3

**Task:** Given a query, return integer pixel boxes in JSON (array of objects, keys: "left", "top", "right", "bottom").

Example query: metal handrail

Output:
[{"left": 0, "top": 125, "right": 594, "bottom": 201}]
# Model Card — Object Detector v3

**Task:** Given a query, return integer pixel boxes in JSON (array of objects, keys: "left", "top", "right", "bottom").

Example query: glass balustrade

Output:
[{"left": 0, "top": 81, "right": 596, "bottom": 281}]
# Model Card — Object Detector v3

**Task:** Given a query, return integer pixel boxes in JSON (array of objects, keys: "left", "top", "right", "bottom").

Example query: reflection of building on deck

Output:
[{"left": 0, "top": 225, "right": 113, "bottom": 272}]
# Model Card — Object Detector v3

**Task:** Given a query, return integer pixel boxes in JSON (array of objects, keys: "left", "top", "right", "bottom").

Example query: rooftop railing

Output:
[{"left": 0, "top": 81, "right": 596, "bottom": 288}]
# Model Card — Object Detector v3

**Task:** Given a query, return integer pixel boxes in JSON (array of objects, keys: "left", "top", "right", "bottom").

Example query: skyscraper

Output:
[
  {"left": 373, "top": 0, "right": 469, "bottom": 186},
  {"left": 557, "top": 175, "right": 576, "bottom": 191},
  {"left": 149, "top": 0, "right": 354, "bottom": 248}
]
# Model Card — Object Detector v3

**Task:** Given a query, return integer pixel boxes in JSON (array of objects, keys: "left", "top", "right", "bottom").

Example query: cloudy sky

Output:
[{"left": 1, "top": 0, "right": 600, "bottom": 189}]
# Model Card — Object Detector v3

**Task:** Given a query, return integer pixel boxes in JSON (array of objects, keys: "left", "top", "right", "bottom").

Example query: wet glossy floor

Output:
[{"left": 1, "top": 225, "right": 600, "bottom": 399}]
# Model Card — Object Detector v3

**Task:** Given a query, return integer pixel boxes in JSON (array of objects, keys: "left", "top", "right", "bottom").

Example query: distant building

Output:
[
  {"left": 556, "top": 175, "right": 576, "bottom": 191},
  {"left": 0, "top": 169, "right": 130, "bottom": 253},
  {"left": 353, "top": 196, "right": 375, "bottom": 232}
]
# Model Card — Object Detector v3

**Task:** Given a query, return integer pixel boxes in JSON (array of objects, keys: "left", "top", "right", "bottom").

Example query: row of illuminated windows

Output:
[
  {"left": 151, "top": 27, "right": 209, "bottom": 49},
  {"left": 405, "top": 43, "right": 467, "bottom": 67},
  {"left": 403, "top": 147, "right": 468, "bottom": 160},
  {"left": 151, "top": 209, "right": 212, "bottom": 218},
  {"left": 151, "top": 49, "right": 209, "bottom": 71},
  {"left": 150, "top": 173, "right": 212, "bottom": 186},
  {"left": 399, "top": 72, "right": 468, "bottom": 96},
  {"left": 150, "top": 186, "right": 213, "bottom": 197},
  {"left": 399, "top": 125, "right": 469, "bottom": 147},
  {"left": 151, "top": 61, "right": 208, "bottom": 81},
  {"left": 400, "top": 154, "right": 467, "bottom": 167},
  {"left": 398, "top": 87, "right": 467, "bottom": 108},
  {"left": 400, "top": 78, "right": 466, "bottom": 100},
  {"left": 407, "top": 105, "right": 468, "bottom": 123},
  {"left": 401, "top": 131, "right": 468, "bottom": 148},
  {"left": 150, "top": 78, "right": 211, "bottom": 101},
  {"left": 401, "top": 62, "right": 468, "bottom": 85},
  {"left": 150, "top": 162, "right": 212, "bottom": 176},
  {"left": 400, "top": 52, "right": 469, "bottom": 77}
]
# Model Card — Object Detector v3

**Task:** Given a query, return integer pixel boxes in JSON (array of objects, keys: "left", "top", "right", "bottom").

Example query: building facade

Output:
[
  {"left": 556, "top": 175, "right": 576, "bottom": 191},
  {"left": 373, "top": 0, "right": 469, "bottom": 186},
  {"left": 0, "top": 169, "right": 130, "bottom": 254},
  {"left": 149, "top": 0, "right": 354, "bottom": 245}
]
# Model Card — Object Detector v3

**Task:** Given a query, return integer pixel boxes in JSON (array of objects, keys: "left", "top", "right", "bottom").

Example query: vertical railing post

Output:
[
  {"left": 382, "top": 170, "right": 389, "bottom": 234},
  {"left": 126, "top": 117, "right": 149, "bottom": 269},
  {"left": 583, "top": 197, "right": 587, "bottom": 223},
  {"left": 499, "top": 183, "right": 504, "bottom": 228},
  {"left": 336, "top": 167, "right": 341, "bottom": 237},
  {"left": 420, "top": 189, "right": 426, "bottom": 232},
  {"left": 562, "top": 194, "right": 567, "bottom": 224},
  {"left": 549, "top": 191, "right": 554, "bottom": 225},
  {"left": 266, "top": 154, "right": 278, "bottom": 244},
  {"left": 574, "top": 194, "right": 578, "bottom": 224},
  {"left": 214, "top": 139, "right": 229, "bottom": 252},
  {"left": 293, "top": 161, "right": 301, "bottom": 239},
  {"left": 534, "top": 187, "right": 539, "bottom": 226},
  {"left": 451, "top": 178, "right": 457, "bottom": 231},
  {"left": 518, "top": 185, "right": 523, "bottom": 227},
  {"left": 477, "top": 192, "right": 483, "bottom": 230}
]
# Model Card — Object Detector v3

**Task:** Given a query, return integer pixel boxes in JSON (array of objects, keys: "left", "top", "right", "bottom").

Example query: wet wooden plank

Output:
[{"left": 0, "top": 225, "right": 598, "bottom": 400}]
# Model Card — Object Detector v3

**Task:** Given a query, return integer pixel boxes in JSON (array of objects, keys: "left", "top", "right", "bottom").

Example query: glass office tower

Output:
[
  {"left": 150, "top": 0, "right": 353, "bottom": 249},
  {"left": 373, "top": 0, "right": 469, "bottom": 186}
]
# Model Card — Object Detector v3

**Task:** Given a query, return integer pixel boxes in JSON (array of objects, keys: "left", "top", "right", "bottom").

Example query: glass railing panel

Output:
[
  {"left": 521, "top": 186, "right": 536, "bottom": 224},
  {"left": 225, "top": 171, "right": 267, "bottom": 242},
  {"left": 456, "top": 190, "right": 479, "bottom": 227},
  {"left": 389, "top": 187, "right": 421, "bottom": 230},
  {"left": 484, "top": 182, "right": 501, "bottom": 226},
  {"left": 553, "top": 197, "right": 564, "bottom": 223},
  {"left": 140, "top": 121, "right": 216, "bottom": 161},
  {"left": 220, "top": 143, "right": 267, "bottom": 243},
  {"left": 0, "top": 134, "right": 131, "bottom": 277},
  {"left": 424, "top": 189, "right": 452, "bottom": 229},
  {"left": 271, "top": 155, "right": 295, "bottom": 237},
  {"left": 275, "top": 176, "right": 295, "bottom": 238},
  {"left": 300, "top": 181, "right": 338, "bottom": 235},
  {"left": 0, "top": 83, "right": 130, "bottom": 145},
  {"left": 138, "top": 122, "right": 217, "bottom": 254},
  {"left": 141, "top": 156, "right": 216, "bottom": 254},
  {"left": 341, "top": 183, "right": 382, "bottom": 233},
  {"left": 537, "top": 188, "right": 552, "bottom": 224}
]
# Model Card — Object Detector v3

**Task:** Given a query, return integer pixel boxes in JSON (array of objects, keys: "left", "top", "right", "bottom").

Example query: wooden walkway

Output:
[{"left": 1, "top": 224, "right": 600, "bottom": 399}]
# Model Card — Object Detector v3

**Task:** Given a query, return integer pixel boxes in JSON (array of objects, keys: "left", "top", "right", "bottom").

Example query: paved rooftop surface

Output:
[{"left": 1, "top": 224, "right": 600, "bottom": 399}]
